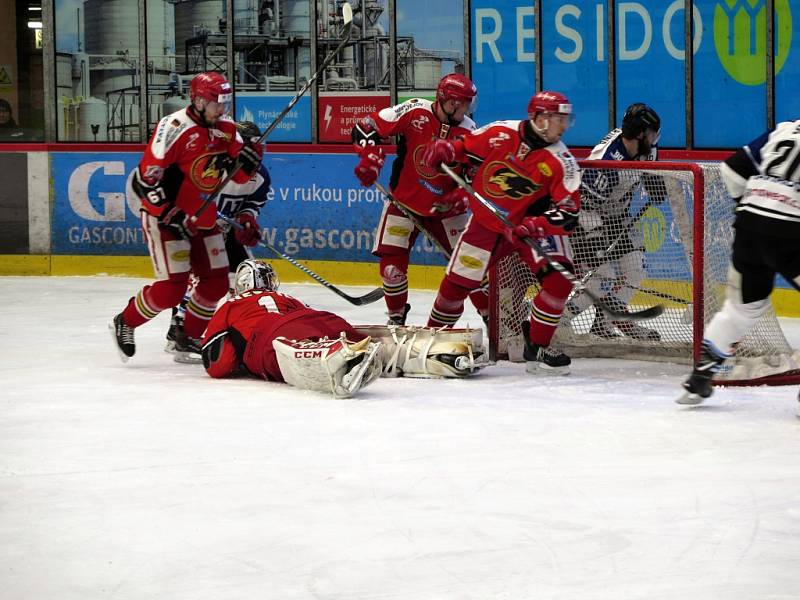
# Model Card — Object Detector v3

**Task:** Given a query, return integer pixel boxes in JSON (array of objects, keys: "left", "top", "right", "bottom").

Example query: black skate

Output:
[
  {"left": 589, "top": 311, "right": 620, "bottom": 339},
  {"left": 110, "top": 313, "right": 135, "bottom": 362},
  {"left": 387, "top": 303, "right": 411, "bottom": 326},
  {"left": 676, "top": 344, "right": 725, "bottom": 405},
  {"left": 164, "top": 307, "right": 184, "bottom": 353},
  {"left": 522, "top": 325, "right": 570, "bottom": 375},
  {"left": 613, "top": 320, "right": 661, "bottom": 341},
  {"left": 172, "top": 325, "right": 203, "bottom": 364}
]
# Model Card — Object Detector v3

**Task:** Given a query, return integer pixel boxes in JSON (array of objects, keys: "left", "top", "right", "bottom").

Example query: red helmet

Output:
[
  {"left": 190, "top": 72, "right": 233, "bottom": 104},
  {"left": 527, "top": 91, "right": 573, "bottom": 118},
  {"left": 436, "top": 74, "right": 477, "bottom": 112}
]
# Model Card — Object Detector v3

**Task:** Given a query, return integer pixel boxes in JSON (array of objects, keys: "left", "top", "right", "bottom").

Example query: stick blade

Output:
[
  {"left": 348, "top": 287, "right": 384, "bottom": 306},
  {"left": 601, "top": 303, "right": 664, "bottom": 322},
  {"left": 342, "top": 2, "right": 353, "bottom": 25}
]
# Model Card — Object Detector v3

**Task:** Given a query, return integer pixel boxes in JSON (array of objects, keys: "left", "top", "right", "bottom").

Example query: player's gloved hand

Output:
[
  {"left": 354, "top": 147, "right": 385, "bottom": 187},
  {"left": 505, "top": 208, "right": 578, "bottom": 243},
  {"left": 430, "top": 187, "right": 469, "bottom": 218},
  {"left": 234, "top": 212, "right": 261, "bottom": 247},
  {"left": 160, "top": 206, "right": 199, "bottom": 240},
  {"left": 236, "top": 143, "right": 263, "bottom": 176},
  {"left": 422, "top": 139, "right": 455, "bottom": 169}
]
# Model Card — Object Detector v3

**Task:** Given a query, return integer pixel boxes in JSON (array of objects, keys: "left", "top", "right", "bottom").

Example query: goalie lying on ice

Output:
[{"left": 201, "top": 260, "right": 487, "bottom": 398}]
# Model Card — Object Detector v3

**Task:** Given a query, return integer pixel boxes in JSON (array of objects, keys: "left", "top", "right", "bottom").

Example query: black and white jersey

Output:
[
  {"left": 215, "top": 162, "right": 271, "bottom": 226},
  {"left": 721, "top": 119, "right": 800, "bottom": 238},
  {"left": 581, "top": 128, "right": 662, "bottom": 216}
]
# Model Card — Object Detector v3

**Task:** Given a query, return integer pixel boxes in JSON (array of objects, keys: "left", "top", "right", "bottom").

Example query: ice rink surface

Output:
[{"left": 2, "top": 275, "right": 799, "bottom": 600}]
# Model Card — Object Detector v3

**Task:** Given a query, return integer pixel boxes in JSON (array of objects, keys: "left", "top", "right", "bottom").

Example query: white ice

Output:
[{"left": 1, "top": 275, "right": 799, "bottom": 600}]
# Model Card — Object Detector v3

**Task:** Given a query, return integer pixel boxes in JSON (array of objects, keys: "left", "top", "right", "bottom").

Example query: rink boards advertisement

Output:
[
  {"left": 49, "top": 151, "right": 450, "bottom": 266},
  {"left": 471, "top": 0, "right": 800, "bottom": 148}
]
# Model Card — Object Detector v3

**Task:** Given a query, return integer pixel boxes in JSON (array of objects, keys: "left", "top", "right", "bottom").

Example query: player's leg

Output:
[
  {"left": 678, "top": 229, "right": 776, "bottom": 404},
  {"left": 174, "top": 228, "right": 230, "bottom": 363},
  {"left": 110, "top": 213, "right": 193, "bottom": 361},
  {"left": 426, "top": 212, "right": 490, "bottom": 323},
  {"left": 427, "top": 221, "right": 497, "bottom": 328},
  {"left": 519, "top": 235, "right": 574, "bottom": 375},
  {"left": 610, "top": 250, "right": 660, "bottom": 341},
  {"left": 373, "top": 202, "right": 418, "bottom": 325}
]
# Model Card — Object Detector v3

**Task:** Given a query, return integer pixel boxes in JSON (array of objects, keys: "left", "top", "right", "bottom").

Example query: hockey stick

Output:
[
  {"left": 440, "top": 163, "right": 663, "bottom": 322},
  {"left": 373, "top": 181, "right": 451, "bottom": 258},
  {"left": 218, "top": 212, "right": 384, "bottom": 306},
  {"left": 190, "top": 2, "right": 354, "bottom": 223}
]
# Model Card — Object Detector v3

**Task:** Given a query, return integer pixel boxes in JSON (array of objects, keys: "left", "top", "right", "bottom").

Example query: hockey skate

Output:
[
  {"left": 164, "top": 307, "right": 184, "bottom": 353},
  {"left": 522, "top": 326, "right": 570, "bottom": 375},
  {"left": 589, "top": 311, "right": 621, "bottom": 339},
  {"left": 171, "top": 325, "right": 203, "bottom": 364},
  {"left": 387, "top": 303, "right": 411, "bottom": 326},
  {"left": 110, "top": 313, "right": 136, "bottom": 362},
  {"left": 613, "top": 320, "right": 661, "bottom": 341},
  {"left": 676, "top": 343, "right": 725, "bottom": 405}
]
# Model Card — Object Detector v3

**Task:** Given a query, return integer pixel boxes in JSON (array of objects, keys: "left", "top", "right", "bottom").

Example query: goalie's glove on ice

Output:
[
  {"left": 160, "top": 206, "right": 199, "bottom": 240},
  {"left": 234, "top": 212, "right": 261, "bottom": 247}
]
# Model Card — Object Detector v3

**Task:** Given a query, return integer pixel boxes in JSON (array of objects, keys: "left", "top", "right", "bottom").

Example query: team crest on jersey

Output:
[
  {"left": 190, "top": 152, "right": 229, "bottom": 191},
  {"left": 410, "top": 115, "right": 429, "bottom": 131},
  {"left": 483, "top": 161, "right": 541, "bottom": 200},
  {"left": 413, "top": 145, "right": 442, "bottom": 180}
]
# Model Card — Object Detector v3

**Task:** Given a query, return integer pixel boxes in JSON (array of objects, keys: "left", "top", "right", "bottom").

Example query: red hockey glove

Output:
[
  {"left": 236, "top": 143, "right": 263, "bottom": 176},
  {"left": 160, "top": 206, "right": 199, "bottom": 240},
  {"left": 234, "top": 212, "right": 261, "bottom": 247},
  {"left": 354, "top": 147, "right": 385, "bottom": 187},
  {"left": 505, "top": 208, "right": 578, "bottom": 244},
  {"left": 430, "top": 187, "right": 469, "bottom": 218},
  {"left": 422, "top": 139, "right": 456, "bottom": 169}
]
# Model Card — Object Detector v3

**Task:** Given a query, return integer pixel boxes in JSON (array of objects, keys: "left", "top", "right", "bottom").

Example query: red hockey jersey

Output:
[
  {"left": 202, "top": 290, "right": 308, "bottom": 378},
  {"left": 454, "top": 120, "right": 581, "bottom": 234},
  {"left": 137, "top": 108, "right": 252, "bottom": 228},
  {"left": 370, "top": 98, "right": 475, "bottom": 215}
]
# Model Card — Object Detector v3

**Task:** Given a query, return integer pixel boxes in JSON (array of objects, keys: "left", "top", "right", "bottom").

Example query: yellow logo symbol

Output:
[
  {"left": 459, "top": 255, "right": 483, "bottom": 270},
  {"left": 637, "top": 206, "right": 666, "bottom": 253},
  {"left": 537, "top": 162, "right": 552, "bottom": 177},
  {"left": 387, "top": 225, "right": 411, "bottom": 237},
  {"left": 713, "top": 0, "right": 792, "bottom": 85},
  {"left": 172, "top": 249, "right": 191, "bottom": 261}
]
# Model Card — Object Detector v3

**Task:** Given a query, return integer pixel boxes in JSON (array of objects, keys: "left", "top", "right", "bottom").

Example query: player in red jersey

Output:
[
  {"left": 110, "top": 72, "right": 264, "bottom": 364},
  {"left": 201, "top": 260, "right": 384, "bottom": 397},
  {"left": 422, "top": 91, "right": 582, "bottom": 375},
  {"left": 351, "top": 73, "right": 489, "bottom": 326}
]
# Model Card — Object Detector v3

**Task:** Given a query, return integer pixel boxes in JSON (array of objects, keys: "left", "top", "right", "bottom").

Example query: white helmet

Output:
[{"left": 233, "top": 259, "right": 279, "bottom": 295}]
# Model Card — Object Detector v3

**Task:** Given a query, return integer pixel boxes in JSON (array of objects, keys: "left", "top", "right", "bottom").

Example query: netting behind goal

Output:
[{"left": 488, "top": 160, "right": 800, "bottom": 386}]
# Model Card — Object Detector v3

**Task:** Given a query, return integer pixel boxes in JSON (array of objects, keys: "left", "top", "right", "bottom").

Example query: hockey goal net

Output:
[{"left": 488, "top": 160, "right": 800, "bottom": 386}]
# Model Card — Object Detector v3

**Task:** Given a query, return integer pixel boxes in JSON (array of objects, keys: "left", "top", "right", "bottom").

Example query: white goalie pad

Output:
[
  {"left": 353, "top": 325, "right": 488, "bottom": 378},
  {"left": 273, "top": 334, "right": 384, "bottom": 398}
]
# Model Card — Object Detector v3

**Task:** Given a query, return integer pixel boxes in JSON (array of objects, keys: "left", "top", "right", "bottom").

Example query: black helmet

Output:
[
  {"left": 621, "top": 103, "right": 661, "bottom": 139},
  {"left": 236, "top": 120, "right": 261, "bottom": 142}
]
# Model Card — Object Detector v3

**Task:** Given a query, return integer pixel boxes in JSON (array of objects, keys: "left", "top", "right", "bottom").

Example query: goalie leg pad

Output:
[
  {"left": 273, "top": 334, "right": 383, "bottom": 398},
  {"left": 354, "top": 325, "right": 488, "bottom": 378}
]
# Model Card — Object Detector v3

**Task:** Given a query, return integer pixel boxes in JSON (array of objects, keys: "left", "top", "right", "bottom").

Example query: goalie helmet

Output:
[
  {"left": 233, "top": 259, "right": 279, "bottom": 295},
  {"left": 436, "top": 73, "right": 478, "bottom": 113}
]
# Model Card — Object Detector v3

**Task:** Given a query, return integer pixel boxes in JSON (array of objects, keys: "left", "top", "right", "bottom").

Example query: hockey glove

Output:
[
  {"left": 234, "top": 212, "right": 261, "bottom": 247},
  {"left": 505, "top": 208, "right": 578, "bottom": 243},
  {"left": 352, "top": 121, "right": 381, "bottom": 156},
  {"left": 235, "top": 143, "right": 263, "bottom": 176},
  {"left": 422, "top": 139, "right": 455, "bottom": 169},
  {"left": 132, "top": 169, "right": 169, "bottom": 215},
  {"left": 354, "top": 147, "right": 385, "bottom": 187},
  {"left": 160, "top": 206, "right": 199, "bottom": 240},
  {"left": 430, "top": 187, "right": 469, "bottom": 218}
]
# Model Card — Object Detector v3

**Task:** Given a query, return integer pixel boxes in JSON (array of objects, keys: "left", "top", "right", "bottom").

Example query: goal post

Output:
[{"left": 487, "top": 160, "right": 800, "bottom": 387}]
